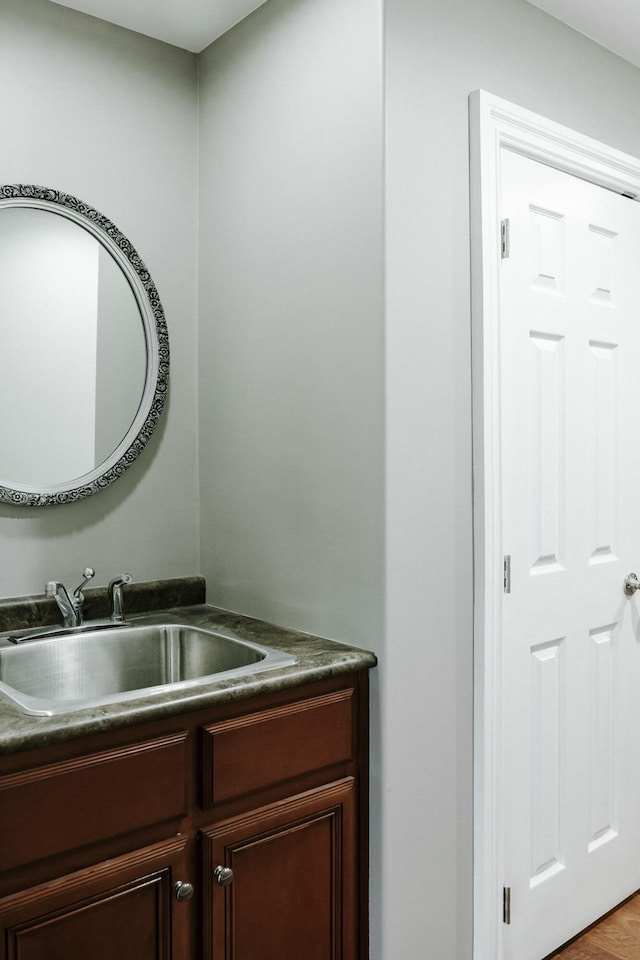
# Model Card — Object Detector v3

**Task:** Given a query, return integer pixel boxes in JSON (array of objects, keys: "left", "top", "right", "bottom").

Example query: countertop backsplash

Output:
[{"left": 0, "top": 577, "right": 206, "bottom": 633}]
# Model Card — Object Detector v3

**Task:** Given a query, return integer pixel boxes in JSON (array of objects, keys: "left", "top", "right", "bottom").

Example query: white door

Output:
[{"left": 500, "top": 147, "right": 640, "bottom": 960}]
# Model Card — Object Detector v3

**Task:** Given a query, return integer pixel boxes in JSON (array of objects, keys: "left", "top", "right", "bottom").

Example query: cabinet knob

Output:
[
  {"left": 174, "top": 881, "right": 194, "bottom": 902},
  {"left": 214, "top": 865, "right": 234, "bottom": 887}
]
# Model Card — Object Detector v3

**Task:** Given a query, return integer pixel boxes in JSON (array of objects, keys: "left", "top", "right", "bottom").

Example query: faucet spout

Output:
[{"left": 46, "top": 581, "right": 79, "bottom": 628}]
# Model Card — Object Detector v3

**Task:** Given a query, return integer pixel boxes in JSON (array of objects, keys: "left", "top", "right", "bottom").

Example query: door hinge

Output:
[
  {"left": 503, "top": 886, "right": 511, "bottom": 925},
  {"left": 501, "top": 218, "right": 510, "bottom": 259},
  {"left": 503, "top": 556, "right": 511, "bottom": 594}
]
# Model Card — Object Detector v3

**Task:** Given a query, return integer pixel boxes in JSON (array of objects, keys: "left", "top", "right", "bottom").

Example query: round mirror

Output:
[{"left": 0, "top": 185, "right": 169, "bottom": 506}]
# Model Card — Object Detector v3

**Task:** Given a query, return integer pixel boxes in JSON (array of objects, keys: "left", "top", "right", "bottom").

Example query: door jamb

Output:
[{"left": 470, "top": 90, "right": 640, "bottom": 960}]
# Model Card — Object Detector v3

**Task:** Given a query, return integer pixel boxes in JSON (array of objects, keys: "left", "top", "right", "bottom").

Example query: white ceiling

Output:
[
  {"left": 526, "top": 0, "right": 640, "bottom": 69},
  {"left": 48, "top": 0, "right": 270, "bottom": 53},
  {"left": 48, "top": 0, "right": 640, "bottom": 66}
]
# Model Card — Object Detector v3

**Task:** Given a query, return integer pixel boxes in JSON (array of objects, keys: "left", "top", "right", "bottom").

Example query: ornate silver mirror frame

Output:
[{"left": 0, "top": 184, "right": 169, "bottom": 507}]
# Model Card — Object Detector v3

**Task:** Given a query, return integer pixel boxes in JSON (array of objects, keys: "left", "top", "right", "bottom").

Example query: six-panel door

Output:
[{"left": 500, "top": 148, "right": 640, "bottom": 959}]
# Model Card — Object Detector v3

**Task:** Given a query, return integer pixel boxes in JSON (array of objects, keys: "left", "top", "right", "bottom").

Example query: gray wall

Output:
[
  {"left": 0, "top": 0, "right": 200, "bottom": 597},
  {"left": 197, "top": 0, "right": 385, "bottom": 648}
]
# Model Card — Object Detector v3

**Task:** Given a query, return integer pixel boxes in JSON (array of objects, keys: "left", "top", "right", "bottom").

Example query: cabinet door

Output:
[
  {"left": 0, "top": 837, "right": 190, "bottom": 960},
  {"left": 201, "top": 778, "right": 356, "bottom": 960}
]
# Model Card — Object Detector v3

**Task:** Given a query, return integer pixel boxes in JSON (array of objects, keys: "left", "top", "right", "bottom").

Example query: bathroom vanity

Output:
[{"left": 0, "top": 581, "right": 376, "bottom": 960}]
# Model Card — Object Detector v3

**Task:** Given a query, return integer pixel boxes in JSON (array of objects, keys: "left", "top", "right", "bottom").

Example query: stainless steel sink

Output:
[{"left": 0, "top": 615, "right": 297, "bottom": 716}]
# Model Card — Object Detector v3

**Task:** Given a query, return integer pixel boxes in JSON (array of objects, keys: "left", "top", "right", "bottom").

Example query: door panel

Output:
[
  {"left": 201, "top": 779, "right": 356, "bottom": 960},
  {"left": 500, "top": 148, "right": 640, "bottom": 960},
  {"left": 0, "top": 837, "right": 189, "bottom": 960},
  {"left": 7, "top": 878, "right": 166, "bottom": 960}
]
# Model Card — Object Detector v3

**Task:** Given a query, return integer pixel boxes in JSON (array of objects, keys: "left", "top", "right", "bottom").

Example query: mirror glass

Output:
[
  {"left": 0, "top": 186, "right": 169, "bottom": 506},
  {"left": 0, "top": 208, "right": 147, "bottom": 486}
]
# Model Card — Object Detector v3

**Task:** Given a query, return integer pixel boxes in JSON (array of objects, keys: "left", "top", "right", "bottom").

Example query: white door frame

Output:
[{"left": 470, "top": 90, "right": 640, "bottom": 959}]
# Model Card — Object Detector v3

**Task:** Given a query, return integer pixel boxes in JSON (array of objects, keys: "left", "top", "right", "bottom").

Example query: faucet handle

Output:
[
  {"left": 109, "top": 573, "right": 133, "bottom": 623},
  {"left": 74, "top": 566, "right": 95, "bottom": 599}
]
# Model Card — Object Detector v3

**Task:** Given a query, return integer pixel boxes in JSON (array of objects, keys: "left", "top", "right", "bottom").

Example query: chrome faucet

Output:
[
  {"left": 9, "top": 567, "right": 132, "bottom": 645},
  {"left": 45, "top": 566, "right": 95, "bottom": 628},
  {"left": 109, "top": 573, "right": 132, "bottom": 622}
]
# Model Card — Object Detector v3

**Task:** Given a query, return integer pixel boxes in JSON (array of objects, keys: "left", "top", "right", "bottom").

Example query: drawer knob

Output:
[
  {"left": 174, "top": 881, "right": 194, "bottom": 902},
  {"left": 214, "top": 865, "right": 234, "bottom": 887}
]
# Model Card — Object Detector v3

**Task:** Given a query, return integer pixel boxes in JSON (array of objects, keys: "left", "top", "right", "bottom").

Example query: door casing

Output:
[{"left": 470, "top": 89, "right": 640, "bottom": 960}]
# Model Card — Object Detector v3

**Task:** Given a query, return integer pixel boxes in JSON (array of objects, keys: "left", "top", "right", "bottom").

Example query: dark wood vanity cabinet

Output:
[{"left": 0, "top": 672, "right": 370, "bottom": 960}]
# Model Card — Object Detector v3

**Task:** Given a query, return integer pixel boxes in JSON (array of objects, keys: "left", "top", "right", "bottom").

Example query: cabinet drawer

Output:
[
  {"left": 201, "top": 689, "right": 353, "bottom": 807},
  {"left": 0, "top": 732, "right": 188, "bottom": 872}
]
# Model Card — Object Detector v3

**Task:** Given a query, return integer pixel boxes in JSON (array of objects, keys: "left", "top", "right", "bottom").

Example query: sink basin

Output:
[{"left": 0, "top": 616, "right": 297, "bottom": 716}]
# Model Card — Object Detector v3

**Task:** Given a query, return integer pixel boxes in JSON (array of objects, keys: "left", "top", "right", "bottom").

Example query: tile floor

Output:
[{"left": 548, "top": 893, "right": 640, "bottom": 959}]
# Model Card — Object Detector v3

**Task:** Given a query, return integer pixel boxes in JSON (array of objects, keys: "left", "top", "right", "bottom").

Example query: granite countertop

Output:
[{"left": 0, "top": 579, "right": 377, "bottom": 757}]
